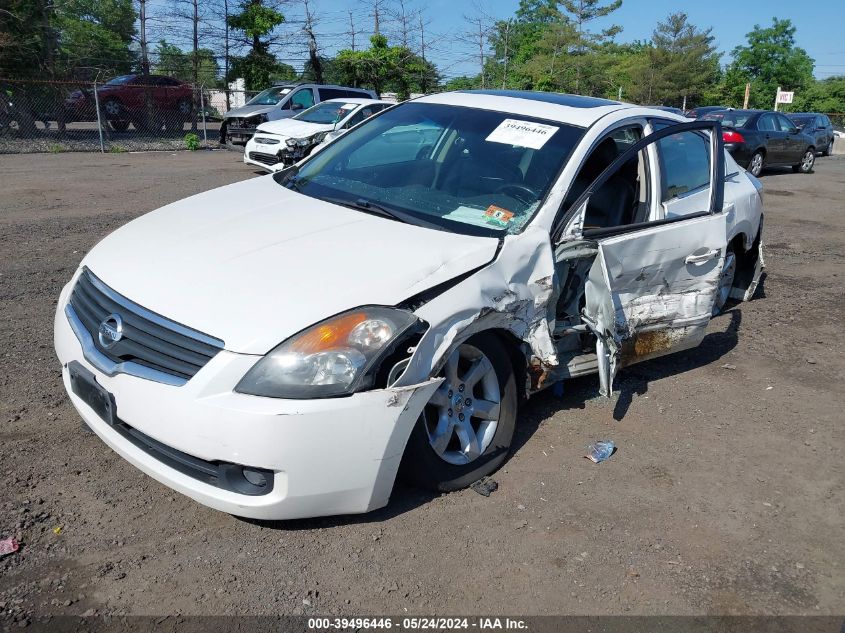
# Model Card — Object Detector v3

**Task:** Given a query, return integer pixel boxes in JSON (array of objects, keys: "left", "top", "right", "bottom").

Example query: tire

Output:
[
  {"left": 712, "top": 246, "right": 736, "bottom": 316},
  {"left": 747, "top": 151, "right": 764, "bottom": 177},
  {"left": 109, "top": 119, "right": 130, "bottom": 133},
  {"left": 102, "top": 99, "right": 123, "bottom": 120},
  {"left": 400, "top": 332, "right": 518, "bottom": 492},
  {"left": 176, "top": 99, "right": 193, "bottom": 118},
  {"left": 822, "top": 139, "right": 833, "bottom": 157},
  {"left": 792, "top": 148, "right": 815, "bottom": 173}
]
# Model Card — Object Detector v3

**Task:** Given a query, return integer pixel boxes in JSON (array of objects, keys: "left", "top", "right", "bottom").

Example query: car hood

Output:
[
  {"left": 255, "top": 119, "right": 332, "bottom": 138},
  {"left": 223, "top": 104, "right": 277, "bottom": 120},
  {"left": 81, "top": 176, "right": 499, "bottom": 354}
]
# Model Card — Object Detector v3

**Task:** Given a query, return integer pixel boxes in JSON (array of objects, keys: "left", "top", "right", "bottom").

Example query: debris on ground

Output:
[
  {"left": 470, "top": 477, "right": 499, "bottom": 497},
  {"left": 0, "top": 538, "right": 20, "bottom": 557},
  {"left": 721, "top": 363, "right": 737, "bottom": 370},
  {"left": 585, "top": 440, "right": 616, "bottom": 463}
]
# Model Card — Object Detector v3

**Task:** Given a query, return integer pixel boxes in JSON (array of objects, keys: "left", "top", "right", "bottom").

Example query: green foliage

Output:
[
  {"left": 790, "top": 76, "right": 845, "bottom": 114},
  {"left": 153, "top": 41, "right": 220, "bottom": 86},
  {"left": 226, "top": 0, "right": 286, "bottom": 90},
  {"left": 335, "top": 35, "right": 436, "bottom": 99},
  {"left": 717, "top": 18, "right": 814, "bottom": 109},
  {"left": 52, "top": 0, "right": 137, "bottom": 75},
  {"left": 183, "top": 132, "right": 200, "bottom": 150},
  {"left": 0, "top": 0, "right": 54, "bottom": 77}
]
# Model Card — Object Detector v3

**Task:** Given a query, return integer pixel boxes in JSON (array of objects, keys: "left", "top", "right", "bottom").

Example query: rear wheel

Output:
[
  {"left": 792, "top": 148, "right": 815, "bottom": 173},
  {"left": 822, "top": 139, "right": 833, "bottom": 157},
  {"left": 109, "top": 119, "right": 130, "bottom": 132},
  {"left": 401, "top": 333, "right": 517, "bottom": 492},
  {"left": 748, "top": 151, "right": 764, "bottom": 177}
]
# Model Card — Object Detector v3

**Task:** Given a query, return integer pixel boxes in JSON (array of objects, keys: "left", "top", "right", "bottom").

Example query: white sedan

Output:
[
  {"left": 244, "top": 98, "right": 391, "bottom": 171},
  {"left": 54, "top": 90, "right": 764, "bottom": 520}
]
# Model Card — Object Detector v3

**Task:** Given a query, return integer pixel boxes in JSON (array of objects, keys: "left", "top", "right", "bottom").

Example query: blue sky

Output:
[
  {"left": 290, "top": 0, "right": 844, "bottom": 80},
  {"left": 152, "top": 0, "right": 844, "bottom": 80}
]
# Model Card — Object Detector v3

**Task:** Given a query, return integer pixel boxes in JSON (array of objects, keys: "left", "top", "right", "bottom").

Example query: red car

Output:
[{"left": 62, "top": 74, "right": 194, "bottom": 132}]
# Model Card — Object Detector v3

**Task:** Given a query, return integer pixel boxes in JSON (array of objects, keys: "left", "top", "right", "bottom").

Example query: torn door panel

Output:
[
  {"left": 583, "top": 214, "right": 726, "bottom": 395},
  {"left": 395, "top": 225, "right": 558, "bottom": 390}
]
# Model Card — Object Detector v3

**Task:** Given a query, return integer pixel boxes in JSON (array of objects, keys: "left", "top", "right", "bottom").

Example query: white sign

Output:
[
  {"left": 776, "top": 91, "right": 794, "bottom": 104},
  {"left": 486, "top": 119, "right": 559, "bottom": 149}
]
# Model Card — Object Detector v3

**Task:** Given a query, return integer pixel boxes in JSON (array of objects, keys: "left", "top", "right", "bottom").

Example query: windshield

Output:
[
  {"left": 295, "top": 101, "right": 358, "bottom": 124},
  {"left": 280, "top": 102, "right": 583, "bottom": 237},
  {"left": 106, "top": 75, "right": 135, "bottom": 86},
  {"left": 247, "top": 86, "right": 292, "bottom": 106},
  {"left": 702, "top": 110, "right": 753, "bottom": 128}
]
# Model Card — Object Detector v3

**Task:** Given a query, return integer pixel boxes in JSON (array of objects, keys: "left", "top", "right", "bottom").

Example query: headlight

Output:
[
  {"left": 296, "top": 137, "right": 311, "bottom": 147},
  {"left": 285, "top": 137, "right": 297, "bottom": 148},
  {"left": 312, "top": 131, "right": 328, "bottom": 143},
  {"left": 254, "top": 113, "right": 269, "bottom": 124},
  {"left": 235, "top": 307, "right": 422, "bottom": 399}
]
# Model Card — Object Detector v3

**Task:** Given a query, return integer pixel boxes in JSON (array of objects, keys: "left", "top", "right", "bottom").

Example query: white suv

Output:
[{"left": 55, "top": 90, "right": 763, "bottom": 520}]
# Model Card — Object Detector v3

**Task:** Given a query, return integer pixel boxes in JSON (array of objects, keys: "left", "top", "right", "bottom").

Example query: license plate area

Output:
[{"left": 68, "top": 361, "right": 116, "bottom": 425}]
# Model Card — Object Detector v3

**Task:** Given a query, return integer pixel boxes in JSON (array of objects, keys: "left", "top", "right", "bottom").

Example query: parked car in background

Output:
[
  {"left": 244, "top": 98, "right": 391, "bottom": 171},
  {"left": 645, "top": 105, "right": 687, "bottom": 116},
  {"left": 686, "top": 105, "right": 729, "bottom": 119},
  {"left": 787, "top": 112, "right": 835, "bottom": 156},
  {"left": 61, "top": 74, "right": 194, "bottom": 132},
  {"left": 702, "top": 109, "right": 817, "bottom": 176},
  {"left": 220, "top": 83, "right": 377, "bottom": 145},
  {"left": 55, "top": 91, "right": 763, "bottom": 520}
]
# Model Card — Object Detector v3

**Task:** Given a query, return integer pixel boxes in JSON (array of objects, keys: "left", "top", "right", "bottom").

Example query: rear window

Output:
[{"left": 702, "top": 111, "right": 753, "bottom": 128}]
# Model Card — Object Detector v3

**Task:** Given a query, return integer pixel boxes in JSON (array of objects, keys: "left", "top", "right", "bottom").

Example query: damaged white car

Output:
[{"left": 54, "top": 90, "right": 763, "bottom": 520}]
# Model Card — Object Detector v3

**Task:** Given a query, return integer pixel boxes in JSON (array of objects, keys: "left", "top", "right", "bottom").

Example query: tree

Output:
[
  {"left": 52, "top": 0, "right": 137, "bottom": 75},
  {"left": 791, "top": 76, "right": 845, "bottom": 114},
  {"left": 0, "top": 0, "right": 55, "bottom": 77},
  {"left": 335, "top": 34, "right": 434, "bottom": 100},
  {"left": 558, "top": 0, "right": 623, "bottom": 93},
  {"left": 717, "top": 18, "right": 814, "bottom": 109},
  {"left": 227, "top": 0, "right": 285, "bottom": 89},
  {"left": 153, "top": 41, "right": 219, "bottom": 85}
]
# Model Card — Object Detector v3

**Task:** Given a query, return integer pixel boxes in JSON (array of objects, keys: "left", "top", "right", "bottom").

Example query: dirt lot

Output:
[{"left": 0, "top": 150, "right": 843, "bottom": 623}]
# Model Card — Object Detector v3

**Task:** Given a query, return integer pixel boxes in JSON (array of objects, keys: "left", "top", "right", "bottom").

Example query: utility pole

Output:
[
  {"left": 501, "top": 18, "right": 510, "bottom": 89},
  {"left": 139, "top": 0, "right": 149, "bottom": 75},
  {"left": 348, "top": 9, "right": 357, "bottom": 51},
  {"left": 224, "top": 0, "right": 230, "bottom": 109},
  {"left": 419, "top": 14, "right": 428, "bottom": 92}
]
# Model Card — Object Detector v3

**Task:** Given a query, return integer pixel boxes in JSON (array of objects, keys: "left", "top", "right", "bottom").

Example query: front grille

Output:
[
  {"left": 248, "top": 151, "right": 281, "bottom": 166},
  {"left": 68, "top": 268, "right": 223, "bottom": 384}
]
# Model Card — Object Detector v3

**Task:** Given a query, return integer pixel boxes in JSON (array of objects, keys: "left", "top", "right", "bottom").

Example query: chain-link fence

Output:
[{"left": 0, "top": 77, "right": 258, "bottom": 153}]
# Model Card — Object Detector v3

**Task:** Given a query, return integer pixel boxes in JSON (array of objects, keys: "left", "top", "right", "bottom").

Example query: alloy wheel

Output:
[
  {"left": 424, "top": 344, "right": 501, "bottom": 466},
  {"left": 104, "top": 100, "right": 121, "bottom": 117},
  {"left": 801, "top": 150, "right": 815, "bottom": 172},
  {"left": 749, "top": 153, "right": 763, "bottom": 177}
]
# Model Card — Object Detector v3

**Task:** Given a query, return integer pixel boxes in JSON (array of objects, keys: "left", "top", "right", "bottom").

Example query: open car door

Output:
[{"left": 556, "top": 121, "right": 727, "bottom": 396}]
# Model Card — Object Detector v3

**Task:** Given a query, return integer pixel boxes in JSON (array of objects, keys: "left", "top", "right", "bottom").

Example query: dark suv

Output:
[
  {"left": 788, "top": 113, "right": 835, "bottom": 156},
  {"left": 62, "top": 74, "right": 194, "bottom": 132}
]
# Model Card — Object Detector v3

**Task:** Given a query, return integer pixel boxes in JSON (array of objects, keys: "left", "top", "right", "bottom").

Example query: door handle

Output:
[{"left": 685, "top": 249, "right": 719, "bottom": 265}]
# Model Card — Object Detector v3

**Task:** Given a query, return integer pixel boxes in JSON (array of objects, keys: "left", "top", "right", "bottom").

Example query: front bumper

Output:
[{"left": 54, "top": 280, "right": 439, "bottom": 520}]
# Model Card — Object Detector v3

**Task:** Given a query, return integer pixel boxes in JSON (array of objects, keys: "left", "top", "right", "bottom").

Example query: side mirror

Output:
[{"left": 291, "top": 102, "right": 304, "bottom": 111}]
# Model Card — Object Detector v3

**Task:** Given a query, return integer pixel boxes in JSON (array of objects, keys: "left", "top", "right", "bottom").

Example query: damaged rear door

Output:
[{"left": 558, "top": 121, "right": 727, "bottom": 396}]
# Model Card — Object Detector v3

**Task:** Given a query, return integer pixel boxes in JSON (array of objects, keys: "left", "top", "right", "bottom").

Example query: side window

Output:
[
  {"left": 347, "top": 90, "right": 372, "bottom": 99},
  {"left": 347, "top": 121, "right": 446, "bottom": 169},
  {"left": 290, "top": 89, "right": 315, "bottom": 111},
  {"left": 776, "top": 114, "right": 796, "bottom": 132},
  {"left": 758, "top": 114, "right": 776, "bottom": 132},
  {"left": 318, "top": 88, "right": 347, "bottom": 100},
  {"left": 656, "top": 130, "right": 710, "bottom": 201},
  {"left": 343, "top": 110, "right": 366, "bottom": 129},
  {"left": 564, "top": 124, "right": 648, "bottom": 229}
]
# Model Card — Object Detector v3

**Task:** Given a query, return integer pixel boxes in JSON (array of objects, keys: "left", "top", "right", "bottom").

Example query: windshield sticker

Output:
[
  {"left": 485, "top": 119, "right": 559, "bottom": 149},
  {"left": 484, "top": 205, "right": 514, "bottom": 227},
  {"left": 444, "top": 205, "right": 504, "bottom": 229}
]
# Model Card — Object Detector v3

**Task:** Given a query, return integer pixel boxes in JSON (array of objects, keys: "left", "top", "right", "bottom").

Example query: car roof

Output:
[
  {"left": 788, "top": 112, "right": 820, "bottom": 116},
  {"left": 321, "top": 98, "right": 391, "bottom": 106},
  {"left": 414, "top": 90, "right": 634, "bottom": 127}
]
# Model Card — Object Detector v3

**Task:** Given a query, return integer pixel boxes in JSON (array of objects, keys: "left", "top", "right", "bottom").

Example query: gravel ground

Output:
[{"left": 0, "top": 150, "right": 843, "bottom": 624}]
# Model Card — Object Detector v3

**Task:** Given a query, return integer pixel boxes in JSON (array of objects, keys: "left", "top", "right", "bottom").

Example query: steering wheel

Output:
[{"left": 496, "top": 184, "right": 539, "bottom": 205}]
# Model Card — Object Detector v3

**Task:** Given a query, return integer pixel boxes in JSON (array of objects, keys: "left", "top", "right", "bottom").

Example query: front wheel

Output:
[
  {"left": 400, "top": 333, "right": 517, "bottom": 492},
  {"left": 793, "top": 148, "right": 815, "bottom": 173}
]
